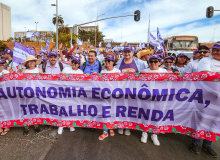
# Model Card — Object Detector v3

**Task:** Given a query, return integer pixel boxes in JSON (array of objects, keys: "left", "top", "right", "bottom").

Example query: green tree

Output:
[
  {"left": 52, "top": 15, "right": 64, "bottom": 26},
  {"left": 58, "top": 25, "right": 70, "bottom": 34},
  {"left": 0, "top": 41, "right": 8, "bottom": 52},
  {"left": 78, "top": 29, "right": 105, "bottom": 46},
  {"left": 53, "top": 32, "right": 77, "bottom": 48},
  {"left": 7, "top": 37, "right": 14, "bottom": 42}
]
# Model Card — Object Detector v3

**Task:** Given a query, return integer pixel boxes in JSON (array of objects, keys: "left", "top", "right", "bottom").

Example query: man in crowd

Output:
[
  {"left": 115, "top": 45, "right": 147, "bottom": 73},
  {"left": 190, "top": 42, "right": 220, "bottom": 158},
  {"left": 114, "top": 45, "right": 146, "bottom": 136},
  {"left": 80, "top": 50, "right": 102, "bottom": 75},
  {"left": 3, "top": 49, "right": 17, "bottom": 72},
  {"left": 184, "top": 45, "right": 211, "bottom": 73},
  {"left": 41, "top": 51, "right": 68, "bottom": 74}
]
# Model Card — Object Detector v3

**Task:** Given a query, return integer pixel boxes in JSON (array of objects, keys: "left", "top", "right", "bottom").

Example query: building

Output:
[
  {"left": 0, "top": 2, "right": 11, "bottom": 41},
  {"left": 104, "top": 39, "right": 113, "bottom": 43},
  {"left": 14, "top": 30, "right": 54, "bottom": 42},
  {"left": 78, "top": 26, "right": 99, "bottom": 32},
  {"left": 69, "top": 25, "right": 99, "bottom": 35}
]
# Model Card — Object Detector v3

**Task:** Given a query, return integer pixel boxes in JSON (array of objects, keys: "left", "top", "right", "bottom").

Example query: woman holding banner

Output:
[
  {"left": 21, "top": 55, "right": 43, "bottom": 136},
  {"left": 61, "top": 55, "right": 83, "bottom": 74},
  {"left": 0, "top": 59, "right": 10, "bottom": 136},
  {"left": 57, "top": 55, "right": 83, "bottom": 135},
  {"left": 99, "top": 54, "right": 120, "bottom": 140},
  {"left": 140, "top": 55, "right": 167, "bottom": 146},
  {"left": 22, "top": 55, "right": 43, "bottom": 74}
]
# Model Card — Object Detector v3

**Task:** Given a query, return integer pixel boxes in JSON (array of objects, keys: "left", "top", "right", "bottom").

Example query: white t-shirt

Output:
[
  {"left": 184, "top": 59, "right": 199, "bottom": 73},
  {"left": 0, "top": 69, "right": 9, "bottom": 76},
  {"left": 24, "top": 67, "right": 39, "bottom": 73},
  {"left": 198, "top": 56, "right": 220, "bottom": 72},
  {"left": 143, "top": 67, "right": 167, "bottom": 73},
  {"left": 62, "top": 67, "right": 83, "bottom": 74},
  {"left": 173, "top": 65, "right": 185, "bottom": 73},
  {"left": 101, "top": 68, "right": 121, "bottom": 73}
]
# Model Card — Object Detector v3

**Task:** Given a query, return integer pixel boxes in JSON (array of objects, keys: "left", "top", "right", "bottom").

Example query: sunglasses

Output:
[
  {"left": 72, "top": 61, "right": 79, "bottom": 64},
  {"left": 149, "top": 61, "right": 159, "bottom": 64},
  {"left": 164, "top": 61, "right": 173, "bottom": 64},
  {"left": 198, "top": 51, "right": 209, "bottom": 54},
  {"left": 105, "top": 59, "right": 113, "bottom": 63},
  {"left": 0, "top": 65, "right": 3, "bottom": 67}
]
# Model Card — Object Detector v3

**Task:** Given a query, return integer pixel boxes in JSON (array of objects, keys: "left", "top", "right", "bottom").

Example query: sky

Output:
[{"left": 2, "top": 0, "right": 220, "bottom": 43}]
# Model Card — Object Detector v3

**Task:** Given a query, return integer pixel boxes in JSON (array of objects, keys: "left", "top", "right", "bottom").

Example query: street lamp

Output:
[
  {"left": 35, "top": 22, "right": 39, "bottom": 46},
  {"left": 51, "top": 0, "right": 58, "bottom": 51},
  {"left": 95, "top": 10, "right": 105, "bottom": 48}
]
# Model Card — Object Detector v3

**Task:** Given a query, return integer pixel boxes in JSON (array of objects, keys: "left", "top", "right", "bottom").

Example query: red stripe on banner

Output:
[
  {"left": 0, "top": 118, "right": 219, "bottom": 142},
  {"left": 0, "top": 72, "right": 220, "bottom": 82}
]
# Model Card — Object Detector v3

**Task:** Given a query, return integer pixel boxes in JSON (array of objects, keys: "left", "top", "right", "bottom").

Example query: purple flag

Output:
[
  {"left": 106, "top": 43, "right": 111, "bottom": 48},
  {"left": 46, "top": 39, "right": 50, "bottom": 50},
  {"left": 150, "top": 32, "right": 163, "bottom": 51},
  {"left": 13, "top": 42, "right": 35, "bottom": 64},
  {"left": 41, "top": 45, "right": 46, "bottom": 52},
  {"left": 157, "top": 28, "right": 165, "bottom": 52},
  {"left": 26, "top": 31, "right": 41, "bottom": 38}
]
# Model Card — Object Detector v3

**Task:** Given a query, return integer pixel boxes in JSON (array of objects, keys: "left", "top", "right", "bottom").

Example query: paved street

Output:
[{"left": 0, "top": 127, "right": 219, "bottom": 160}]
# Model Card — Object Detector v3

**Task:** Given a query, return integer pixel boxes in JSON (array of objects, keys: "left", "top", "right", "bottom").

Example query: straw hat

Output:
[
  {"left": 137, "top": 50, "right": 153, "bottom": 59},
  {"left": 21, "top": 55, "right": 41, "bottom": 66}
]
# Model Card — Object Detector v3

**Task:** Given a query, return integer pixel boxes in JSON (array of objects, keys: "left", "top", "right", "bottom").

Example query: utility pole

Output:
[
  {"left": 51, "top": 0, "right": 58, "bottom": 50},
  {"left": 95, "top": 7, "right": 98, "bottom": 48},
  {"left": 56, "top": 0, "right": 58, "bottom": 50},
  {"left": 35, "top": 22, "right": 39, "bottom": 47},
  {"left": 147, "top": 14, "right": 150, "bottom": 48}
]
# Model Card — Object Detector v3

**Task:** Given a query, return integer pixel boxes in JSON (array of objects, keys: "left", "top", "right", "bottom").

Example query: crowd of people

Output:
[{"left": 0, "top": 41, "right": 220, "bottom": 158}]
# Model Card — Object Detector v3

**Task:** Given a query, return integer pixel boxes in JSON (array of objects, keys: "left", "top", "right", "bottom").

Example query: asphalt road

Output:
[
  {"left": 44, "top": 128, "right": 219, "bottom": 160},
  {"left": 0, "top": 127, "right": 219, "bottom": 160}
]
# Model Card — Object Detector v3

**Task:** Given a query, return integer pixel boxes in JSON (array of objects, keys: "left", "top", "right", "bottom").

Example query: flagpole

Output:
[
  {"left": 148, "top": 14, "right": 150, "bottom": 48},
  {"left": 35, "top": 22, "right": 38, "bottom": 48}
]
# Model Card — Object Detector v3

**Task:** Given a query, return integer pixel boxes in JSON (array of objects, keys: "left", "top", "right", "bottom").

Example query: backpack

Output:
[
  {"left": 42, "top": 61, "right": 64, "bottom": 73},
  {"left": 82, "top": 61, "right": 102, "bottom": 73}
]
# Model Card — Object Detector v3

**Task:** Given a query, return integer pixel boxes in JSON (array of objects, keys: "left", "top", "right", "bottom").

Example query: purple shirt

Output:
[
  {"left": 40, "top": 61, "right": 68, "bottom": 74},
  {"left": 119, "top": 59, "right": 138, "bottom": 73}
]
